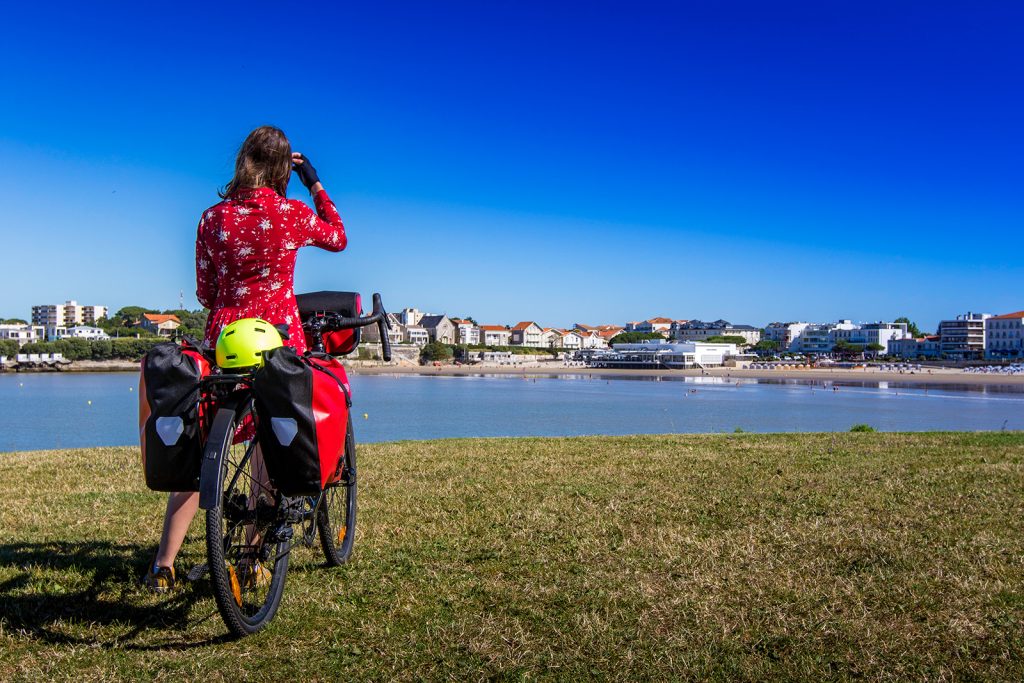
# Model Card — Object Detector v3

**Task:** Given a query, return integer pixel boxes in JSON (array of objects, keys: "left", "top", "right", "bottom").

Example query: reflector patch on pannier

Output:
[
  {"left": 271, "top": 417, "right": 299, "bottom": 446},
  {"left": 155, "top": 416, "right": 185, "bottom": 446}
]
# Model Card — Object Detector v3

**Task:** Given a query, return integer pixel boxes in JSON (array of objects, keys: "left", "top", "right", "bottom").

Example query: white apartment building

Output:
[
  {"left": 670, "top": 320, "right": 762, "bottom": 345},
  {"left": 985, "top": 310, "right": 1024, "bottom": 359},
  {"left": 398, "top": 308, "right": 424, "bottom": 326},
  {"left": 832, "top": 322, "right": 909, "bottom": 353},
  {"left": 31, "top": 300, "right": 108, "bottom": 328},
  {"left": 775, "top": 320, "right": 907, "bottom": 355},
  {"left": 0, "top": 323, "right": 46, "bottom": 346},
  {"left": 451, "top": 319, "right": 481, "bottom": 346},
  {"left": 763, "top": 322, "right": 811, "bottom": 352},
  {"left": 938, "top": 312, "right": 990, "bottom": 360}
]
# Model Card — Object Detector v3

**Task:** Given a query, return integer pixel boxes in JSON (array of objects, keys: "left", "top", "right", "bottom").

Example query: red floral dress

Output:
[{"left": 196, "top": 187, "right": 347, "bottom": 354}]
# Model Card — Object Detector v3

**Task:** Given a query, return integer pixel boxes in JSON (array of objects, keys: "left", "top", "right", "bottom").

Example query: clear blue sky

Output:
[{"left": 0, "top": 1, "right": 1020, "bottom": 332}]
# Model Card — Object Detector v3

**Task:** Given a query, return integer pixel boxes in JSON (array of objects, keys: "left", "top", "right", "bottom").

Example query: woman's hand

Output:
[{"left": 291, "top": 152, "right": 323, "bottom": 194}]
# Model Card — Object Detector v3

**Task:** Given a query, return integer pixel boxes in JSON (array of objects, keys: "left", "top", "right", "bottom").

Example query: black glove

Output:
[{"left": 292, "top": 153, "right": 320, "bottom": 190}]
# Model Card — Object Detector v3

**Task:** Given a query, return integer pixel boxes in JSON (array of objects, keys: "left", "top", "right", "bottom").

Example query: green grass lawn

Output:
[{"left": 1, "top": 433, "right": 1023, "bottom": 681}]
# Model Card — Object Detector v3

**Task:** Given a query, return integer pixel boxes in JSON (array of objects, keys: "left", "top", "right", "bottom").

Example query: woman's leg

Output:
[{"left": 155, "top": 491, "right": 199, "bottom": 568}]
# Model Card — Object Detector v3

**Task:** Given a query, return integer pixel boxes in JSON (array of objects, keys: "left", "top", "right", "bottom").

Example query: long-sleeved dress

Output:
[{"left": 196, "top": 186, "right": 347, "bottom": 354}]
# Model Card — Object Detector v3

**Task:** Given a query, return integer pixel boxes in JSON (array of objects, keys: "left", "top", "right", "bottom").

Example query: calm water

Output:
[{"left": 1, "top": 371, "right": 1022, "bottom": 452}]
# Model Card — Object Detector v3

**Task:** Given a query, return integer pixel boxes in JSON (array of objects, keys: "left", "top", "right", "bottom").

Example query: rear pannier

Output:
[
  {"left": 140, "top": 341, "right": 212, "bottom": 491},
  {"left": 252, "top": 347, "right": 351, "bottom": 496}
]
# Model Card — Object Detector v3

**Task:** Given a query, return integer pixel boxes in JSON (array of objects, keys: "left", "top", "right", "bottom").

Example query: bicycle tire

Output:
[
  {"left": 205, "top": 402, "right": 290, "bottom": 637},
  {"left": 317, "top": 415, "right": 357, "bottom": 566}
]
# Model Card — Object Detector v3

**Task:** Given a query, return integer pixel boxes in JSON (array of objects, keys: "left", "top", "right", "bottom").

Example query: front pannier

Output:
[
  {"left": 253, "top": 347, "right": 351, "bottom": 496},
  {"left": 295, "top": 290, "right": 362, "bottom": 355},
  {"left": 141, "top": 341, "right": 211, "bottom": 491}
]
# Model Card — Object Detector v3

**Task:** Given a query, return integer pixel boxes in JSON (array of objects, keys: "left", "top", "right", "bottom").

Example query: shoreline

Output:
[
  {"left": 5, "top": 359, "right": 1023, "bottom": 388},
  {"left": 351, "top": 363, "right": 1024, "bottom": 387}
]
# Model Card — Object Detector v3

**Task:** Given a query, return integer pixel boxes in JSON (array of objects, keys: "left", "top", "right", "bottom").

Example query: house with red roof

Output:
[
  {"left": 140, "top": 313, "right": 181, "bottom": 337},
  {"left": 510, "top": 321, "right": 544, "bottom": 347},
  {"left": 479, "top": 325, "right": 512, "bottom": 346},
  {"left": 450, "top": 319, "right": 481, "bottom": 346}
]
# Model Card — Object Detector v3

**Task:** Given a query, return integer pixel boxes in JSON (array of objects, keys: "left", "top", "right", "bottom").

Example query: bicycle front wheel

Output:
[
  {"left": 317, "top": 415, "right": 357, "bottom": 566},
  {"left": 205, "top": 401, "right": 289, "bottom": 637}
]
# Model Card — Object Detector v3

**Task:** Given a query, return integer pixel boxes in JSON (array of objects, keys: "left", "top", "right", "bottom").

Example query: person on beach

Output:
[{"left": 143, "top": 125, "right": 347, "bottom": 592}]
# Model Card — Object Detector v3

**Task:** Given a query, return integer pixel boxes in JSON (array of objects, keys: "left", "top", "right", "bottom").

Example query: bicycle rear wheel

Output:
[
  {"left": 205, "top": 401, "right": 289, "bottom": 637},
  {"left": 317, "top": 415, "right": 357, "bottom": 566}
]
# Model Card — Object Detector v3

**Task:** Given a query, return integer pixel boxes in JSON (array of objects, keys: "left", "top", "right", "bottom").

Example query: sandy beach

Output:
[{"left": 351, "top": 362, "right": 1024, "bottom": 386}]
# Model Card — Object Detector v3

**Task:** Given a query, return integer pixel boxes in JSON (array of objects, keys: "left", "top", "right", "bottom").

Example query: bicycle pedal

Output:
[
  {"left": 267, "top": 525, "right": 294, "bottom": 543},
  {"left": 186, "top": 563, "right": 209, "bottom": 582}
]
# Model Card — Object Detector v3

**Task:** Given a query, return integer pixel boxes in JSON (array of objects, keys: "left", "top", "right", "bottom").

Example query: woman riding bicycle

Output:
[{"left": 144, "top": 125, "right": 347, "bottom": 592}]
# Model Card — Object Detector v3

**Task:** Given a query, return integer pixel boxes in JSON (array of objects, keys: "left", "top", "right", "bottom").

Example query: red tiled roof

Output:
[
  {"left": 511, "top": 321, "right": 538, "bottom": 331},
  {"left": 647, "top": 317, "right": 673, "bottom": 324},
  {"left": 479, "top": 325, "right": 508, "bottom": 332},
  {"left": 142, "top": 314, "right": 180, "bottom": 324},
  {"left": 991, "top": 310, "right": 1024, "bottom": 320}
]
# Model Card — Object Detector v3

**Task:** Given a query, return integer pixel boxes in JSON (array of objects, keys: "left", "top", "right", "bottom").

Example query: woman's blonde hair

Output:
[{"left": 220, "top": 126, "right": 292, "bottom": 198}]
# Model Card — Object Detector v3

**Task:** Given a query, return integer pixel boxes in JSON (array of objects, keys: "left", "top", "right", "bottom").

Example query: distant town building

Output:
[
  {"left": 890, "top": 336, "right": 941, "bottom": 359},
  {"left": 60, "top": 325, "right": 111, "bottom": 341},
  {"left": 598, "top": 340, "right": 739, "bottom": 369},
  {"left": 510, "top": 321, "right": 544, "bottom": 347},
  {"left": 833, "top": 322, "right": 909, "bottom": 354},
  {"left": 629, "top": 318, "right": 675, "bottom": 334},
  {"left": 31, "top": 300, "right": 107, "bottom": 328},
  {"left": 578, "top": 328, "right": 610, "bottom": 349},
  {"left": 670, "top": 320, "right": 761, "bottom": 345},
  {"left": 985, "top": 310, "right": 1024, "bottom": 359},
  {"left": 419, "top": 315, "right": 455, "bottom": 344},
  {"left": 560, "top": 330, "right": 584, "bottom": 349},
  {"left": 140, "top": 313, "right": 181, "bottom": 337},
  {"left": 451, "top": 319, "right": 480, "bottom": 346},
  {"left": 479, "top": 325, "right": 512, "bottom": 346},
  {"left": 398, "top": 308, "right": 424, "bottom": 326},
  {"left": 763, "top": 322, "right": 812, "bottom": 352},
  {"left": 383, "top": 313, "right": 406, "bottom": 346},
  {"left": 404, "top": 325, "right": 429, "bottom": 346},
  {"left": 938, "top": 312, "right": 990, "bottom": 360},
  {"left": 540, "top": 328, "right": 563, "bottom": 348},
  {"left": 0, "top": 323, "right": 46, "bottom": 347}
]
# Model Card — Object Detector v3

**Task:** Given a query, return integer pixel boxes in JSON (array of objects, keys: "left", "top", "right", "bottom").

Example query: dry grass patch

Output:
[{"left": 0, "top": 433, "right": 1022, "bottom": 680}]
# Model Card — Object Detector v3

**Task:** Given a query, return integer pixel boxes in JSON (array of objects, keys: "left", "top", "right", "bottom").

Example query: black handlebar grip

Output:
[{"left": 372, "top": 293, "right": 392, "bottom": 362}]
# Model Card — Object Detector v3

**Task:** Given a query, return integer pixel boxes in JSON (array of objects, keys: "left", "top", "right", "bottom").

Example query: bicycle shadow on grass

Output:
[{"left": 0, "top": 539, "right": 232, "bottom": 649}]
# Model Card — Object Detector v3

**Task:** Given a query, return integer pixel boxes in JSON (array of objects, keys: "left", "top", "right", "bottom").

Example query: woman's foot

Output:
[{"left": 143, "top": 562, "right": 176, "bottom": 593}]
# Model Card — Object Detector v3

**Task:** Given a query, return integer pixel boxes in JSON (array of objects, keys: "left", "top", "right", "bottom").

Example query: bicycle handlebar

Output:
[{"left": 303, "top": 293, "right": 392, "bottom": 362}]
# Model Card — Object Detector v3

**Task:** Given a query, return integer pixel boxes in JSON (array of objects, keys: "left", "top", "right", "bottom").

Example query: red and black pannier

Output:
[
  {"left": 140, "top": 341, "right": 212, "bottom": 491},
  {"left": 252, "top": 346, "right": 351, "bottom": 496},
  {"left": 296, "top": 290, "right": 362, "bottom": 355}
]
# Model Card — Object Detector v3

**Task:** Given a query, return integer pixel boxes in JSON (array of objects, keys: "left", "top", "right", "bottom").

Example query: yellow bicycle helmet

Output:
[{"left": 215, "top": 318, "right": 284, "bottom": 369}]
